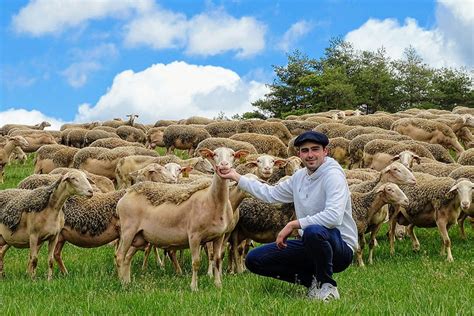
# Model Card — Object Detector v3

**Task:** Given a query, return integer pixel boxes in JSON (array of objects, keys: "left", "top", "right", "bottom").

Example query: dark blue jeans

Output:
[{"left": 245, "top": 225, "right": 353, "bottom": 287}]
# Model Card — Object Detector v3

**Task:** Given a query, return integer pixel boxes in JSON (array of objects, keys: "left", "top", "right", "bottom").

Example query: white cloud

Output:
[
  {"left": 344, "top": 0, "right": 474, "bottom": 68},
  {"left": 74, "top": 61, "right": 269, "bottom": 123},
  {"left": 61, "top": 43, "right": 118, "bottom": 88},
  {"left": 278, "top": 20, "right": 312, "bottom": 52},
  {"left": 12, "top": 0, "right": 153, "bottom": 36},
  {"left": 186, "top": 11, "right": 266, "bottom": 58},
  {"left": 0, "top": 108, "right": 65, "bottom": 130},
  {"left": 61, "top": 61, "right": 101, "bottom": 88},
  {"left": 124, "top": 8, "right": 187, "bottom": 49}
]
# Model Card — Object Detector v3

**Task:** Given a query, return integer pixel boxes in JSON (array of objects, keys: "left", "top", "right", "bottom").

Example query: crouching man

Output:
[{"left": 218, "top": 131, "right": 357, "bottom": 302}]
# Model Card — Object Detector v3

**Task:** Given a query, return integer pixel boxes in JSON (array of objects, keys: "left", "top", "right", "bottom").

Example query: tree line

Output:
[{"left": 240, "top": 38, "right": 474, "bottom": 119}]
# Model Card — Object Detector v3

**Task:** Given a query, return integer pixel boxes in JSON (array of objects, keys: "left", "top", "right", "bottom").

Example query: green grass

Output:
[{"left": 0, "top": 156, "right": 473, "bottom": 315}]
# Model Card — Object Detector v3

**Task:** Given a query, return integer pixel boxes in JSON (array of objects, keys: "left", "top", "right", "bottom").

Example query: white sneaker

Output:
[
  {"left": 307, "top": 278, "right": 321, "bottom": 299},
  {"left": 318, "top": 283, "right": 340, "bottom": 302}
]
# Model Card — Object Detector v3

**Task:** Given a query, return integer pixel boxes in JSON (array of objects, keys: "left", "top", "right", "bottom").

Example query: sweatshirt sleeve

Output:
[
  {"left": 238, "top": 175, "right": 294, "bottom": 204},
  {"left": 298, "top": 171, "right": 349, "bottom": 229}
]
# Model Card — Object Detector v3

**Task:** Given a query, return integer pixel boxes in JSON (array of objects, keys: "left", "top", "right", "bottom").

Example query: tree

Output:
[{"left": 429, "top": 67, "right": 473, "bottom": 109}]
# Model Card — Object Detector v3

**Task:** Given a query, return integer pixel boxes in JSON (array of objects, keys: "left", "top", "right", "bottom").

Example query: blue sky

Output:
[{"left": 1, "top": 0, "right": 473, "bottom": 129}]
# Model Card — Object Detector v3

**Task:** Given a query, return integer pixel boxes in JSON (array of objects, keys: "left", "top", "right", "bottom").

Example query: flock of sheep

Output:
[{"left": 0, "top": 106, "right": 473, "bottom": 290}]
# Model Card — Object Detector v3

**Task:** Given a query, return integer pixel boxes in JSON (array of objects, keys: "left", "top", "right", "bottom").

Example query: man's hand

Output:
[
  {"left": 216, "top": 168, "right": 241, "bottom": 182},
  {"left": 276, "top": 220, "right": 301, "bottom": 249}
]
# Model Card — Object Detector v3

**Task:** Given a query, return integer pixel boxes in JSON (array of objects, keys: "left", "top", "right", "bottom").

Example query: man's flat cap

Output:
[{"left": 294, "top": 131, "right": 329, "bottom": 147}]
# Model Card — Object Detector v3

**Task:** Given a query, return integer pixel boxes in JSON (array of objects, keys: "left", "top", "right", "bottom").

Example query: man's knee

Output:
[
  {"left": 303, "top": 225, "right": 329, "bottom": 243},
  {"left": 244, "top": 248, "right": 260, "bottom": 273}
]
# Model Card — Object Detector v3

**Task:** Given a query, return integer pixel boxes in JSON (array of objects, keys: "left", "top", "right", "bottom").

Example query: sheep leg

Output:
[
  {"left": 115, "top": 233, "right": 135, "bottom": 283},
  {"left": 154, "top": 246, "right": 164, "bottom": 269},
  {"left": 167, "top": 250, "right": 182, "bottom": 275},
  {"left": 388, "top": 206, "right": 400, "bottom": 256},
  {"left": 436, "top": 218, "right": 453, "bottom": 262},
  {"left": 229, "top": 230, "right": 239, "bottom": 274},
  {"left": 212, "top": 236, "right": 225, "bottom": 288},
  {"left": 368, "top": 224, "right": 383, "bottom": 265},
  {"left": 206, "top": 242, "right": 214, "bottom": 277},
  {"left": 458, "top": 213, "right": 467, "bottom": 240},
  {"left": 142, "top": 243, "right": 152, "bottom": 271},
  {"left": 0, "top": 244, "right": 11, "bottom": 278},
  {"left": 54, "top": 234, "right": 68, "bottom": 275},
  {"left": 47, "top": 234, "right": 60, "bottom": 281},
  {"left": 407, "top": 224, "right": 420, "bottom": 252},
  {"left": 356, "top": 234, "right": 365, "bottom": 267},
  {"left": 28, "top": 235, "right": 42, "bottom": 279},
  {"left": 189, "top": 237, "right": 202, "bottom": 291}
]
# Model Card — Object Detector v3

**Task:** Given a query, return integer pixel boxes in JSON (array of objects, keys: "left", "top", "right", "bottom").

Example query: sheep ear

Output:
[
  {"left": 391, "top": 154, "right": 400, "bottom": 162},
  {"left": 244, "top": 161, "right": 258, "bottom": 168},
  {"left": 199, "top": 148, "right": 214, "bottom": 159},
  {"left": 86, "top": 177, "right": 96, "bottom": 185},
  {"left": 448, "top": 183, "right": 458, "bottom": 194},
  {"left": 414, "top": 155, "right": 421, "bottom": 164},
  {"left": 234, "top": 150, "right": 250, "bottom": 159},
  {"left": 129, "top": 171, "right": 139, "bottom": 180},
  {"left": 274, "top": 159, "right": 288, "bottom": 168},
  {"left": 181, "top": 166, "right": 193, "bottom": 178},
  {"left": 375, "top": 185, "right": 386, "bottom": 193}
]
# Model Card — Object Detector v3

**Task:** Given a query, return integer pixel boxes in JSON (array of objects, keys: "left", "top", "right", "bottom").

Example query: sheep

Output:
[
  {"left": 8, "top": 146, "right": 27, "bottom": 165},
  {"left": 230, "top": 133, "right": 288, "bottom": 158},
  {"left": 163, "top": 125, "right": 211, "bottom": 156},
  {"left": 343, "top": 115, "right": 396, "bottom": 130},
  {"left": 457, "top": 148, "right": 474, "bottom": 165},
  {"left": 0, "top": 136, "right": 29, "bottom": 184},
  {"left": 194, "top": 137, "right": 258, "bottom": 156},
  {"left": 204, "top": 121, "right": 241, "bottom": 138},
  {"left": 362, "top": 139, "right": 434, "bottom": 170},
  {"left": 181, "top": 116, "right": 214, "bottom": 125},
  {"left": 327, "top": 137, "right": 350, "bottom": 166},
  {"left": 236, "top": 121, "right": 293, "bottom": 144},
  {"left": 436, "top": 114, "right": 474, "bottom": 148},
  {"left": 34, "top": 144, "right": 79, "bottom": 174},
  {"left": 304, "top": 116, "right": 337, "bottom": 124},
  {"left": 154, "top": 119, "right": 179, "bottom": 127},
  {"left": 145, "top": 127, "right": 166, "bottom": 149},
  {"left": 116, "top": 125, "right": 146, "bottom": 144},
  {"left": 449, "top": 178, "right": 474, "bottom": 240},
  {"left": 84, "top": 130, "right": 119, "bottom": 147},
  {"left": 0, "top": 170, "right": 93, "bottom": 280},
  {"left": 8, "top": 130, "right": 57, "bottom": 153},
  {"left": 115, "top": 147, "right": 249, "bottom": 290},
  {"left": 102, "top": 118, "right": 125, "bottom": 128},
  {"left": 89, "top": 137, "right": 145, "bottom": 149},
  {"left": 92, "top": 125, "right": 117, "bottom": 133},
  {"left": 391, "top": 175, "right": 473, "bottom": 261},
  {"left": 347, "top": 134, "right": 412, "bottom": 169},
  {"left": 313, "top": 123, "right": 356, "bottom": 138},
  {"left": 349, "top": 161, "right": 416, "bottom": 194},
  {"left": 115, "top": 155, "right": 210, "bottom": 189},
  {"left": 280, "top": 120, "right": 319, "bottom": 137},
  {"left": 344, "top": 126, "right": 399, "bottom": 140},
  {"left": 351, "top": 183, "right": 409, "bottom": 266},
  {"left": 453, "top": 106, "right": 474, "bottom": 116},
  {"left": 391, "top": 117, "right": 465, "bottom": 158},
  {"left": 64, "top": 128, "right": 89, "bottom": 148},
  {"left": 345, "top": 168, "right": 378, "bottom": 182},
  {"left": 448, "top": 166, "right": 474, "bottom": 182},
  {"left": 235, "top": 154, "right": 287, "bottom": 181},
  {"left": 129, "top": 163, "right": 181, "bottom": 185},
  {"left": 60, "top": 121, "right": 100, "bottom": 131},
  {"left": 50, "top": 168, "right": 115, "bottom": 193},
  {"left": 412, "top": 162, "right": 462, "bottom": 177},
  {"left": 73, "top": 146, "right": 158, "bottom": 180},
  {"left": 1, "top": 121, "right": 50, "bottom": 135}
]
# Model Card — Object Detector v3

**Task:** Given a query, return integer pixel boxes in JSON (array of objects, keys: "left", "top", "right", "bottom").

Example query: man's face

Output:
[{"left": 297, "top": 141, "right": 328, "bottom": 172}]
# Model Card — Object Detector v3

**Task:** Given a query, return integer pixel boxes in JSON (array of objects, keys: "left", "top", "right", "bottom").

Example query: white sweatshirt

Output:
[{"left": 238, "top": 156, "right": 358, "bottom": 253}]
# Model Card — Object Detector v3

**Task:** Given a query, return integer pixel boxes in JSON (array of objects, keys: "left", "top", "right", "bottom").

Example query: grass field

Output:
[{"left": 0, "top": 155, "right": 473, "bottom": 315}]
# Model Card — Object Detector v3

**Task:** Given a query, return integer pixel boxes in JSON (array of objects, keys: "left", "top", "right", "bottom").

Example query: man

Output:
[{"left": 217, "top": 131, "right": 357, "bottom": 302}]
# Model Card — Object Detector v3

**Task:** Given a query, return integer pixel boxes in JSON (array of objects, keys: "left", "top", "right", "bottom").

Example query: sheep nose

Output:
[
  {"left": 461, "top": 201, "right": 469, "bottom": 209},
  {"left": 87, "top": 189, "right": 94, "bottom": 196}
]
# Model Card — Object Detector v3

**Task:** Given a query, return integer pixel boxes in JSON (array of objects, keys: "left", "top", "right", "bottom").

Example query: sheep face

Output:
[
  {"left": 62, "top": 170, "right": 94, "bottom": 197},
  {"left": 382, "top": 161, "right": 416, "bottom": 185},
  {"left": 376, "top": 183, "right": 409, "bottom": 207},
  {"left": 245, "top": 155, "right": 287, "bottom": 179},
  {"left": 448, "top": 179, "right": 473, "bottom": 211},
  {"left": 131, "top": 163, "right": 177, "bottom": 184},
  {"left": 392, "top": 150, "right": 421, "bottom": 169},
  {"left": 9, "top": 136, "right": 29, "bottom": 148},
  {"left": 199, "top": 147, "right": 249, "bottom": 175}
]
